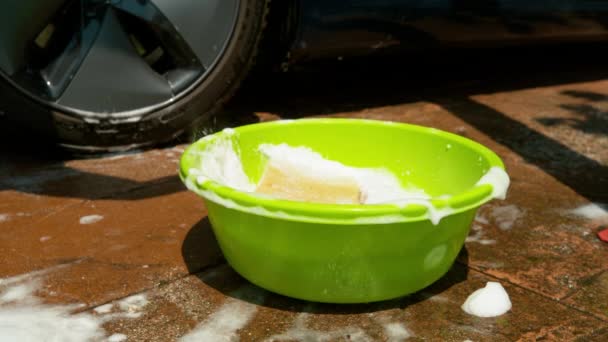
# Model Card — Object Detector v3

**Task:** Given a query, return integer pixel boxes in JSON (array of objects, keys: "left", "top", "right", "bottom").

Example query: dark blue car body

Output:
[{"left": 290, "top": 0, "right": 608, "bottom": 60}]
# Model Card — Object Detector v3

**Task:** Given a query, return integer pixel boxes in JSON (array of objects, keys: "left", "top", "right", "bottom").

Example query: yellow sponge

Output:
[{"left": 256, "top": 161, "right": 364, "bottom": 204}]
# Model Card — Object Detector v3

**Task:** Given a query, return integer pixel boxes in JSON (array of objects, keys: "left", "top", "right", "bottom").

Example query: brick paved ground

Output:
[{"left": 1, "top": 46, "right": 607, "bottom": 341}]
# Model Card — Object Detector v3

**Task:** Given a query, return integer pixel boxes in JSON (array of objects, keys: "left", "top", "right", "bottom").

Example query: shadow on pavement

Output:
[
  {"left": 2, "top": 43, "right": 607, "bottom": 202},
  {"left": 536, "top": 90, "right": 608, "bottom": 138},
  {"left": 181, "top": 216, "right": 224, "bottom": 274},
  {"left": 0, "top": 121, "right": 181, "bottom": 200},
  {"left": 0, "top": 110, "right": 258, "bottom": 201},
  {"left": 435, "top": 97, "right": 608, "bottom": 202}
]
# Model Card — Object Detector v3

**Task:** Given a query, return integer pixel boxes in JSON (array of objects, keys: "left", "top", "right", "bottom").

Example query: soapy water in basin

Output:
[{"left": 189, "top": 129, "right": 509, "bottom": 224}]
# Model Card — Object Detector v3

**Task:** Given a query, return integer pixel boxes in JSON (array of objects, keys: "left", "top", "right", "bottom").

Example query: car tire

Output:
[{"left": 0, "top": 0, "right": 271, "bottom": 152}]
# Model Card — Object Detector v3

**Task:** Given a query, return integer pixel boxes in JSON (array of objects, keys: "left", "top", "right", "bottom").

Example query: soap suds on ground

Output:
[
  {"left": 94, "top": 303, "right": 114, "bottom": 315},
  {"left": 117, "top": 294, "right": 149, "bottom": 312},
  {"left": 0, "top": 264, "right": 149, "bottom": 341},
  {"left": 475, "top": 214, "right": 489, "bottom": 225},
  {"left": 89, "top": 294, "right": 150, "bottom": 320},
  {"left": 0, "top": 213, "right": 34, "bottom": 224},
  {"left": 569, "top": 203, "right": 608, "bottom": 220},
  {"left": 0, "top": 267, "right": 106, "bottom": 342},
  {"left": 419, "top": 291, "right": 450, "bottom": 303},
  {"left": 490, "top": 205, "right": 524, "bottom": 230},
  {"left": 107, "top": 333, "right": 127, "bottom": 342},
  {"left": 461, "top": 282, "right": 512, "bottom": 318},
  {"left": 115, "top": 294, "right": 149, "bottom": 318},
  {"left": 383, "top": 322, "right": 412, "bottom": 341},
  {"left": 466, "top": 224, "right": 496, "bottom": 245},
  {"left": 179, "top": 286, "right": 265, "bottom": 342},
  {"left": 264, "top": 311, "right": 373, "bottom": 342},
  {"left": 80, "top": 215, "right": 104, "bottom": 225},
  {"left": 0, "top": 281, "right": 40, "bottom": 303}
]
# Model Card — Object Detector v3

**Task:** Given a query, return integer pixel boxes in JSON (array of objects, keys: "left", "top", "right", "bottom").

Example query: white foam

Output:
[
  {"left": 465, "top": 224, "right": 496, "bottom": 245},
  {"left": 490, "top": 205, "right": 523, "bottom": 230},
  {"left": 79, "top": 215, "right": 104, "bottom": 225},
  {"left": 190, "top": 139, "right": 507, "bottom": 225},
  {"left": 39, "top": 236, "right": 51, "bottom": 242},
  {"left": 0, "top": 265, "right": 146, "bottom": 342},
  {"left": 353, "top": 168, "right": 428, "bottom": 205},
  {"left": 264, "top": 312, "right": 372, "bottom": 342},
  {"left": 196, "top": 135, "right": 255, "bottom": 192},
  {"left": 570, "top": 203, "right": 608, "bottom": 220},
  {"left": 475, "top": 167, "right": 510, "bottom": 200},
  {"left": 461, "top": 282, "right": 512, "bottom": 318},
  {"left": 474, "top": 214, "right": 489, "bottom": 225},
  {"left": 222, "top": 128, "right": 236, "bottom": 135},
  {"left": 0, "top": 271, "right": 105, "bottom": 342},
  {"left": 94, "top": 303, "right": 114, "bottom": 314},
  {"left": 259, "top": 143, "right": 360, "bottom": 189},
  {"left": 0, "top": 282, "right": 39, "bottom": 303},
  {"left": 0, "top": 214, "right": 9, "bottom": 222},
  {"left": 179, "top": 286, "right": 264, "bottom": 342},
  {"left": 393, "top": 199, "right": 453, "bottom": 225},
  {"left": 107, "top": 333, "right": 127, "bottom": 342},
  {"left": 383, "top": 322, "right": 412, "bottom": 341},
  {"left": 180, "top": 301, "right": 256, "bottom": 342},
  {"left": 0, "top": 305, "right": 106, "bottom": 342},
  {"left": 117, "top": 294, "right": 148, "bottom": 313},
  {"left": 257, "top": 144, "right": 459, "bottom": 223}
]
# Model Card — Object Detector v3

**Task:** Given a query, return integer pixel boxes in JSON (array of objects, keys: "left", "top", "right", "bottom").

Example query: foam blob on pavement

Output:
[
  {"left": 79, "top": 215, "right": 104, "bottom": 225},
  {"left": 461, "top": 282, "right": 512, "bottom": 318}
]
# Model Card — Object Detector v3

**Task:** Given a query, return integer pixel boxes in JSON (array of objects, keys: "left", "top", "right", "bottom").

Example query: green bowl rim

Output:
[{"left": 180, "top": 118, "right": 505, "bottom": 222}]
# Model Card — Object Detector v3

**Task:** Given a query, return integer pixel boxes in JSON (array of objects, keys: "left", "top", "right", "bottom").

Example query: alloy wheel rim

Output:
[{"left": 0, "top": 0, "right": 240, "bottom": 116}]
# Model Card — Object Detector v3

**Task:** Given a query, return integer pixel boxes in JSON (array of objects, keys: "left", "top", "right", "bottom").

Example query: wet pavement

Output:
[{"left": 1, "top": 46, "right": 608, "bottom": 341}]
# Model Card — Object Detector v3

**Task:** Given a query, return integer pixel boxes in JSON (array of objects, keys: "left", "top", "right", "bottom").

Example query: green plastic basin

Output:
[{"left": 180, "top": 118, "right": 507, "bottom": 303}]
